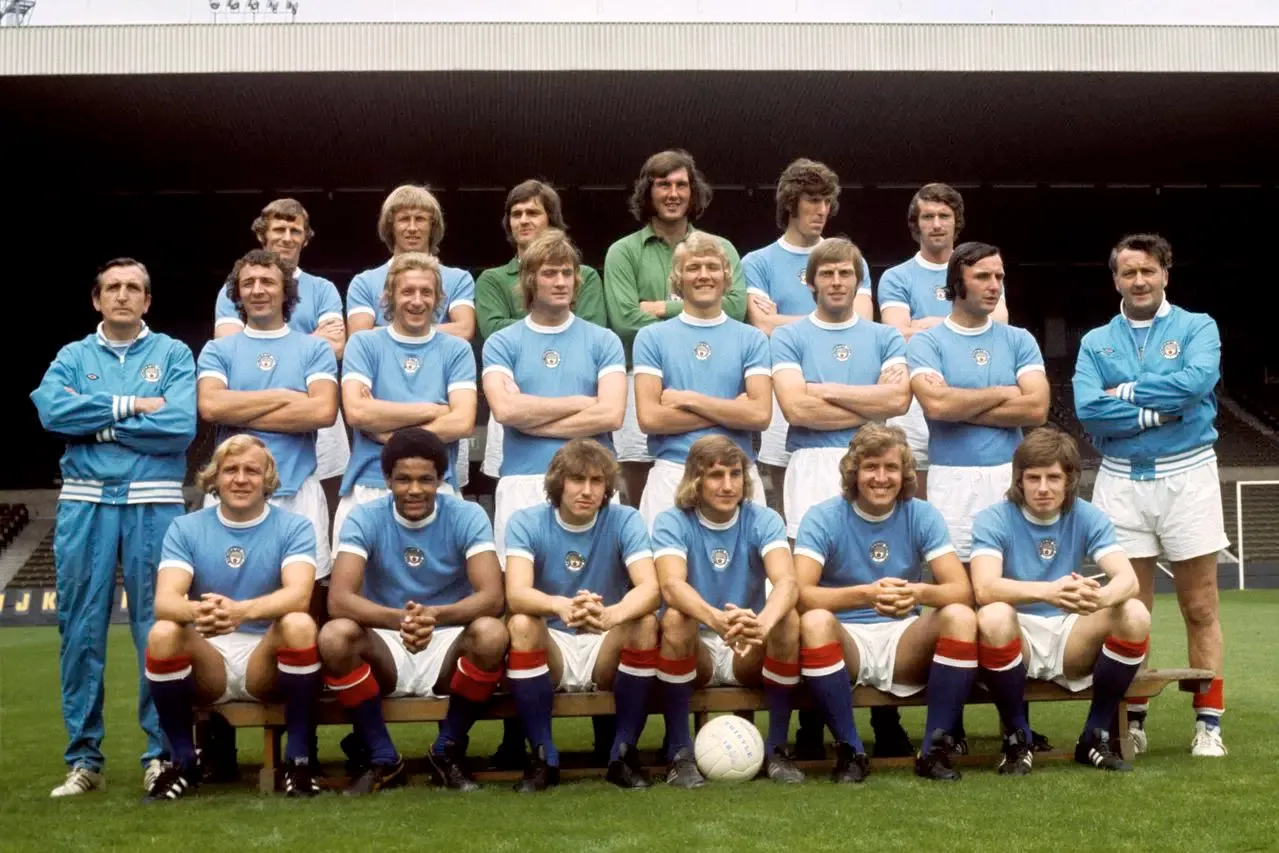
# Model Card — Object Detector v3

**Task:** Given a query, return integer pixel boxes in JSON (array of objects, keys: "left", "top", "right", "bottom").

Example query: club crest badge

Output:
[
  {"left": 935, "top": 286, "right": 948, "bottom": 302},
  {"left": 542, "top": 350, "right": 561, "bottom": 369},
  {"left": 256, "top": 353, "right": 276, "bottom": 371},
  {"left": 869, "top": 541, "right": 890, "bottom": 563},
  {"left": 225, "top": 546, "right": 246, "bottom": 569},
  {"left": 694, "top": 342, "right": 712, "bottom": 361},
  {"left": 1161, "top": 340, "right": 1181, "bottom": 359},
  {"left": 710, "top": 548, "right": 731, "bottom": 570},
  {"left": 404, "top": 547, "right": 425, "bottom": 569},
  {"left": 797, "top": 269, "right": 808, "bottom": 286},
  {"left": 1038, "top": 538, "right": 1057, "bottom": 560},
  {"left": 832, "top": 344, "right": 851, "bottom": 362},
  {"left": 402, "top": 356, "right": 421, "bottom": 375},
  {"left": 972, "top": 348, "right": 991, "bottom": 367},
  {"left": 1099, "top": 347, "right": 1114, "bottom": 357},
  {"left": 140, "top": 364, "right": 162, "bottom": 383},
  {"left": 565, "top": 551, "right": 586, "bottom": 572}
]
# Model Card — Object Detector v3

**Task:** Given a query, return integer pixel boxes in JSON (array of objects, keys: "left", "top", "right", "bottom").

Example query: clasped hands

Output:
[
  {"left": 557, "top": 590, "right": 617, "bottom": 635},
  {"left": 193, "top": 593, "right": 246, "bottom": 637}
]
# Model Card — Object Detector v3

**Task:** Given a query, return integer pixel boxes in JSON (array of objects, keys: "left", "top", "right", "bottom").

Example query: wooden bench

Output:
[{"left": 200, "top": 667, "right": 1214, "bottom": 792}]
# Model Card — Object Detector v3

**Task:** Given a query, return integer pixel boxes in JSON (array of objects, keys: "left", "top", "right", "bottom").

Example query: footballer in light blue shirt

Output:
[
  {"left": 503, "top": 439, "right": 661, "bottom": 790},
  {"left": 968, "top": 427, "right": 1150, "bottom": 774},
  {"left": 634, "top": 233, "right": 773, "bottom": 529},
  {"left": 651, "top": 435, "right": 804, "bottom": 787},
  {"left": 792, "top": 424, "right": 977, "bottom": 782}
]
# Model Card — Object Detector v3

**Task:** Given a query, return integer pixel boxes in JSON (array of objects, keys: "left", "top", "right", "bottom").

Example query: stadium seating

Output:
[
  {"left": 205, "top": 667, "right": 1214, "bottom": 793},
  {"left": 0, "top": 503, "right": 31, "bottom": 550}
]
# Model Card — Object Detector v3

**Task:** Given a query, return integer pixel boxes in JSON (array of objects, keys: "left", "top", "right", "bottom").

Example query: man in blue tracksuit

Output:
[
  {"left": 31, "top": 258, "right": 197, "bottom": 796},
  {"left": 1072, "top": 233, "right": 1228, "bottom": 759}
]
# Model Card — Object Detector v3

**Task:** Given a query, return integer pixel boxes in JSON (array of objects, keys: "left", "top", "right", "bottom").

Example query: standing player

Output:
[
  {"left": 653, "top": 436, "right": 804, "bottom": 786},
  {"left": 482, "top": 229, "right": 627, "bottom": 566},
  {"left": 794, "top": 425, "right": 978, "bottom": 782},
  {"left": 320, "top": 429, "right": 508, "bottom": 794},
  {"left": 214, "top": 198, "right": 349, "bottom": 506},
  {"left": 1073, "top": 233, "right": 1228, "bottom": 757},
  {"left": 633, "top": 233, "right": 772, "bottom": 528},
  {"left": 504, "top": 439, "right": 660, "bottom": 791},
  {"left": 31, "top": 258, "right": 196, "bottom": 796},
  {"left": 142, "top": 436, "right": 322, "bottom": 801},
  {"left": 475, "top": 180, "right": 608, "bottom": 483},
  {"left": 336, "top": 252, "right": 477, "bottom": 544},
  {"left": 878, "top": 184, "right": 1009, "bottom": 497},
  {"left": 603, "top": 149, "right": 747, "bottom": 507},
  {"left": 742, "top": 159, "right": 873, "bottom": 507},
  {"left": 197, "top": 249, "right": 339, "bottom": 580},
  {"left": 970, "top": 428, "right": 1151, "bottom": 774}
]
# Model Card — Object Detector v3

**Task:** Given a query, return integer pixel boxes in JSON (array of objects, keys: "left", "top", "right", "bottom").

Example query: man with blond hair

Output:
[
  {"left": 633, "top": 232, "right": 771, "bottom": 528},
  {"left": 482, "top": 229, "right": 627, "bottom": 566},
  {"left": 143, "top": 435, "right": 322, "bottom": 801},
  {"left": 604, "top": 149, "right": 747, "bottom": 506},
  {"left": 32, "top": 257, "right": 197, "bottom": 797},
  {"left": 335, "top": 252, "right": 477, "bottom": 547}
]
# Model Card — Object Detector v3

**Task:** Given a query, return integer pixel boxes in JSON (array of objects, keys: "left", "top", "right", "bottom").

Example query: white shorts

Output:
[
  {"left": 927, "top": 462, "right": 1012, "bottom": 561},
  {"left": 372, "top": 625, "right": 465, "bottom": 698},
  {"left": 455, "top": 435, "right": 471, "bottom": 489},
  {"left": 205, "top": 475, "right": 331, "bottom": 579},
  {"left": 783, "top": 447, "right": 846, "bottom": 539},
  {"left": 314, "top": 411, "right": 351, "bottom": 482},
  {"left": 548, "top": 629, "right": 606, "bottom": 692},
  {"left": 207, "top": 630, "right": 264, "bottom": 704},
  {"left": 639, "top": 458, "right": 767, "bottom": 532},
  {"left": 842, "top": 617, "right": 923, "bottom": 697},
  {"left": 481, "top": 413, "right": 503, "bottom": 480},
  {"left": 612, "top": 371, "right": 654, "bottom": 463},
  {"left": 700, "top": 632, "right": 743, "bottom": 687},
  {"left": 1091, "top": 462, "right": 1229, "bottom": 563},
  {"left": 1017, "top": 612, "right": 1091, "bottom": 692},
  {"left": 758, "top": 397, "right": 790, "bottom": 468},
  {"left": 886, "top": 398, "right": 929, "bottom": 469},
  {"left": 331, "top": 482, "right": 455, "bottom": 554}
]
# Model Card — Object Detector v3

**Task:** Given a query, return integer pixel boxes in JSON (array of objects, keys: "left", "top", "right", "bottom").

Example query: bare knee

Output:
[
  {"left": 506, "top": 613, "right": 547, "bottom": 652},
  {"left": 976, "top": 602, "right": 1019, "bottom": 645},
  {"left": 147, "top": 620, "right": 187, "bottom": 657},
  {"left": 318, "top": 617, "right": 363, "bottom": 667},
  {"left": 660, "top": 608, "right": 697, "bottom": 654},
  {"left": 1113, "top": 598, "right": 1151, "bottom": 640},
  {"left": 628, "top": 612, "right": 660, "bottom": 649},
  {"left": 278, "top": 611, "right": 318, "bottom": 648},
  {"left": 467, "top": 616, "right": 510, "bottom": 664},
  {"left": 799, "top": 608, "right": 840, "bottom": 648},
  {"left": 1179, "top": 590, "right": 1219, "bottom": 629},
  {"left": 938, "top": 603, "right": 977, "bottom": 640},
  {"left": 766, "top": 609, "right": 800, "bottom": 657}
]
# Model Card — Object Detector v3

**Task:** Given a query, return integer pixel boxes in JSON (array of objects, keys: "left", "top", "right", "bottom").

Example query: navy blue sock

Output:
[
  {"left": 763, "top": 657, "right": 799, "bottom": 753},
  {"left": 611, "top": 648, "right": 658, "bottom": 762},
  {"left": 801, "top": 644, "right": 863, "bottom": 753},
  {"left": 1084, "top": 636, "right": 1148, "bottom": 736},
  {"left": 509, "top": 649, "right": 558, "bottom": 765},
  {"left": 145, "top": 652, "right": 197, "bottom": 773},
  {"left": 276, "top": 646, "right": 321, "bottom": 763},
  {"left": 923, "top": 639, "right": 978, "bottom": 753},
  {"left": 980, "top": 639, "right": 1030, "bottom": 740},
  {"left": 433, "top": 657, "right": 501, "bottom": 757},
  {"left": 327, "top": 663, "right": 398, "bottom": 765},
  {"left": 658, "top": 655, "right": 696, "bottom": 760}
]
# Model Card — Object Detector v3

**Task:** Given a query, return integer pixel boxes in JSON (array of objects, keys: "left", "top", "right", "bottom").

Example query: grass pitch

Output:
[{"left": 1, "top": 591, "right": 1277, "bottom": 853}]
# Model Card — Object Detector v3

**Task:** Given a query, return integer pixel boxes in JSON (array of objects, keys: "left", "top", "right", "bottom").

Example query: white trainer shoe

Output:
[
  {"left": 1128, "top": 721, "right": 1148, "bottom": 755},
  {"left": 144, "top": 758, "right": 168, "bottom": 790},
  {"left": 51, "top": 766, "right": 105, "bottom": 797},
  {"left": 1190, "top": 721, "right": 1227, "bottom": 757}
]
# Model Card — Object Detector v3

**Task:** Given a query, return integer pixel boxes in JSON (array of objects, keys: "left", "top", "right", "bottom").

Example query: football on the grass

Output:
[{"left": 694, "top": 714, "right": 765, "bottom": 781}]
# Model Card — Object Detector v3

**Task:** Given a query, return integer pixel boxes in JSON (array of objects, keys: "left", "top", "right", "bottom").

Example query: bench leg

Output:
[
  {"left": 733, "top": 710, "right": 755, "bottom": 725},
  {"left": 1116, "top": 704, "right": 1134, "bottom": 762},
  {"left": 693, "top": 711, "right": 709, "bottom": 733},
  {"left": 260, "top": 725, "right": 282, "bottom": 794}
]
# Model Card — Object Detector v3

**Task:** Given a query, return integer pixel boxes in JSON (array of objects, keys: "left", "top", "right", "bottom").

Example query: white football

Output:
[{"left": 694, "top": 714, "right": 765, "bottom": 782}]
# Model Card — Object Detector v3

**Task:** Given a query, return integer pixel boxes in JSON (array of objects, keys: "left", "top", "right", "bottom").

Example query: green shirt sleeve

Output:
[
  {"left": 476, "top": 266, "right": 520, "bottom": 341},
  {"left": 577, "top": 265, "right": 608, "bottom": 328},
  {"left": 603, "top": 236, "right": 654, "bottom": 349},
  {"left": 721, "top": 237, "right": 747, "bottom": 322}
]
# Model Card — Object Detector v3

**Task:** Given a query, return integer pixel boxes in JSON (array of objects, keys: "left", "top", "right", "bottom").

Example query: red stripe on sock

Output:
[
  {"left": 1192, "top": 677, "right": 1225, "bottom": 712},
  {"left": 763, "top": 657, "right": 800, "bottom": 677},
  {"left": 1104, "top": 635, "right": 1149, "bottom": 659},
  {"left": 508, "top": 648, "right": 548, "bottom": 672},
  {"left": 978, "top": 638, "right": 1022, "bottom": 670},
  {"left": 620, "top": 647, "right": 659, "bottom": 669},
  {"left": 451, "top": 657, "right": 502, "bottom": 702},
  {"left": 277, "top": 645, "right": 320, "bottom": 668},
  {"left": 935, "top": 638, "right": 978, "bottom": 663},
  {"left": 325, "top": 662, "right": 380, "bottom": 707},
  {"left": 657, "top": 654, "right": 697, "bottom": 677},
  {"left": 800, "top": 642, "right": 843, "bottom": 670},
  {"left": 145, "top": 651, "right": 192, "bottom": 675}
]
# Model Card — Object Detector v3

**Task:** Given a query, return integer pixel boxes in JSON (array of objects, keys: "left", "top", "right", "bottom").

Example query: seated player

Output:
[
  {"left": 319, "top": 429, "right": 508, "bottom": 794},
  {"left": 504, "top": 439, "right": 661, "bottom": 791},
  {"left": 142, "top": 435, "right": 322, "bottom": 801},
  {"left": 970, "top": 427, "right": 1151, "bottom": 774},
  {"left": 795, "top": 424, "right": 978, "bottom": 782},
  {"left": 336, "top": 251, "right": 477, "bottom": 546},
  {"left": 653, "top": 436, "right": 803, "bottom": 787}
]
